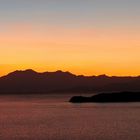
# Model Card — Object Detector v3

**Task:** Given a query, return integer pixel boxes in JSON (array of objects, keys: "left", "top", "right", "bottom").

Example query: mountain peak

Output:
[
  {"left": 48, "top": 70, "right": 75, "bottom": 77},
  {"left": 6, "top": 69, "right": 38, "bottom": 77},
  {"left": 97, "top": 74, "right": 109, "bottom": 78},
  {"left": 23, "top": 69, "right": 37, "bottom": 73}
]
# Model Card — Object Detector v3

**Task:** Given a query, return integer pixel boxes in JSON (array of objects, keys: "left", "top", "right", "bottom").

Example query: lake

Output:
[{"left": 0, "top": 94, "right": 140, "bottom": 140}]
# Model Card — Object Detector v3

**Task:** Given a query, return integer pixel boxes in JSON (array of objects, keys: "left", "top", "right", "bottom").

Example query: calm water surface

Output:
[{"left": 0, "top": 94, "right": 140, "bottom": 140}]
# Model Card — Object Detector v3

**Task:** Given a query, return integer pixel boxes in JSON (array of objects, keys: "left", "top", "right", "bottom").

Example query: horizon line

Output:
[{"left": 1, "top": 69, "right": 140, "bottom": 78}]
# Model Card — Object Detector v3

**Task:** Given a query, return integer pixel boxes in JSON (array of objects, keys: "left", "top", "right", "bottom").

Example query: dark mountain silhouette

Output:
[
  {"left": 0, "top": 69, "right": 140, "bottom": 94},
  {"left": 69, "top": 92, "right": 140, "bottom": 103}
]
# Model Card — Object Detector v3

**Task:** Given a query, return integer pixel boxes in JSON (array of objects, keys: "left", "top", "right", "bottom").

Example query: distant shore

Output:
[{"left": 69, "top": 91, "right": 140, "bottom": 103}]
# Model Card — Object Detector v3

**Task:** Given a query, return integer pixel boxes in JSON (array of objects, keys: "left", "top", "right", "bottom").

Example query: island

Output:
[{"left": 69, "top": 91, "right": 140, "bottom": 103}]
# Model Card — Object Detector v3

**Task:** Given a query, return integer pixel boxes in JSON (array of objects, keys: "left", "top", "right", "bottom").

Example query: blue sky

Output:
[{"left": 0, "top": 0, "right": 140, "bottom": 27}]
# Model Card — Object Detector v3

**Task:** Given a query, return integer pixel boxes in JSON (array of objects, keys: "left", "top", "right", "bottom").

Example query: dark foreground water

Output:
[{"left": 0, "top": 94, "right": 140, "bottom": 140}]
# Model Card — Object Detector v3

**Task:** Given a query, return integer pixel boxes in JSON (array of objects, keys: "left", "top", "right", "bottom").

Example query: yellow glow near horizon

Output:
[{"left": 0, "top": 23, "right": 140, "bottom": 77}]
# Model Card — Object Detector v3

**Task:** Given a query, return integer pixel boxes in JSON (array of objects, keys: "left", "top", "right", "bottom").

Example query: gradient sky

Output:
[{"left": 0, "top": 0, "right": 140, "bottom": 76}]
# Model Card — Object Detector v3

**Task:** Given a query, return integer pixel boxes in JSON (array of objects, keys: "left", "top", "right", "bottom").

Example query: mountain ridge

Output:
[
  {"left": 1, "top": 69, "right": 140, "bottom": 78},
  {"left": 0, "top": 69, "right": 140, "bottom": 94}
]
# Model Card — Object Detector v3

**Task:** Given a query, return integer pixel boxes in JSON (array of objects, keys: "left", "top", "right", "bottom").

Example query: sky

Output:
[{"left": 0, "top": 0, "right": 140, "bottom": 76}]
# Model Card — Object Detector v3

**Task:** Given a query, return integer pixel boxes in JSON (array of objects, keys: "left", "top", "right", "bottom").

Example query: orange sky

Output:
[
  {"left": 0, "top": 1, "right": 140, "bottom": 77},
  {"left": 0, "top": 23, "right": 140, "bottom": 77}
]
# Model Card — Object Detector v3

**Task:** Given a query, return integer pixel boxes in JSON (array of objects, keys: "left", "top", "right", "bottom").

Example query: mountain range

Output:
[{"left": 0, "top": 69, "right": 140, "bottom": 94}]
